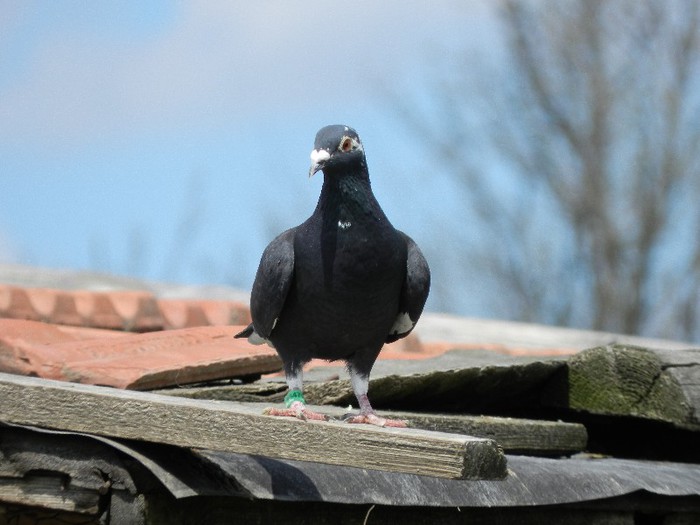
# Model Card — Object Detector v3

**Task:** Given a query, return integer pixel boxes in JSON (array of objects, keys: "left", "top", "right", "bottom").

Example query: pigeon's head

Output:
[{"left": 309, "top": 125, "right": 365, "bottom": 177}]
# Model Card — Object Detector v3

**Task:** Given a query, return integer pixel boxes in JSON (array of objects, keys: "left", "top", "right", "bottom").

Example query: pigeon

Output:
[{"left": 235, "top": 125, "right": 430, "bottom": 427}]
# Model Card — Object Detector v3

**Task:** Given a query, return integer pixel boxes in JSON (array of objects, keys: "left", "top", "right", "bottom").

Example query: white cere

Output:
[{"left": 310, "top": 148, "right": 331, "bottom": 164}]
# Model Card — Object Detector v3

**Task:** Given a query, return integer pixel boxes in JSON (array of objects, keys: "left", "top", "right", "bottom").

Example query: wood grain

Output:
[
  {"left": 377, "top": 411, "right": 587, "bottom": 455},
  {"left": 559, "top": 344, "right": 700, "bottom": 429},
  {"left": 225, "top": 402, "right": 587, "bottom": 456},
  {"left": 0, "top": 372, "right": 506, "bottom": 480}
]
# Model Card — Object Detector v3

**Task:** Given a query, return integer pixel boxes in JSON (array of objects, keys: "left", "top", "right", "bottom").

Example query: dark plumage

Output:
[{"left": 235, "top": 125, "right": 430, "bottom": 427}]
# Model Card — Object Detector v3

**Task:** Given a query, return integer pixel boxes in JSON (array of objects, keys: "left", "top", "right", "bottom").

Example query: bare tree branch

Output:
[{"left": 398, "top": 0, "right": 700, "bottom": 340}]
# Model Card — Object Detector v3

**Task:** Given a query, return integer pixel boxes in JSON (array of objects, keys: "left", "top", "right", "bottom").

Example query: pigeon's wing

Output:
[
  {"left": 387, "top": 232, "right": 431, "bottom": 343},
  {"left": 249, "top": 228, "right": 296, "bottom": 339}
]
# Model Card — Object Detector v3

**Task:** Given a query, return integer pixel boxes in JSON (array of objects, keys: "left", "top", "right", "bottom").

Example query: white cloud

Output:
[{"left": 0, "top": 1, "right": 492, "bottom": 147}]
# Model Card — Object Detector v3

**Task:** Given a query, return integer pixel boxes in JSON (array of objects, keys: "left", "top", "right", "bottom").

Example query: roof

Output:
[
  {"left": 5, "top": 424, "right": 700, "bottom": 508},
  {"left": 0, "top": 264, "right": 699, "bottom": 522}
]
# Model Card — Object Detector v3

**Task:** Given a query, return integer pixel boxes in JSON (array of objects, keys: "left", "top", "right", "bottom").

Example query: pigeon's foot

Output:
[
  {"left": 263, "top": 401, "right": 328, "bottom": 422},
  {"left": 344, "top": 413, "right": 409, "bottom": 428}
]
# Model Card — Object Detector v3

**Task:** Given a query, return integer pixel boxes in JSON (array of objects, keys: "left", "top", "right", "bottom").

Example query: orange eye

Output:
[{"left": 340, "top": 137, "right": 353, "bottom": 152}]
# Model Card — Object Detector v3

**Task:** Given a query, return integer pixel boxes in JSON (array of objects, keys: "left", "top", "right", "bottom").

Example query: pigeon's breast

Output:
[
  {"left": 319, "top": 217, "right": 403, "bottom": 294},
  {"left": 277, "top": 218, "right": 406, "bottom": 358}
]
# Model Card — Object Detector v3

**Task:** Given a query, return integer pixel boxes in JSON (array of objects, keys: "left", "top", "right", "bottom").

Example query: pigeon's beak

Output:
[{"left": 309, "top": 148, "right": 331, "bottom": 177}]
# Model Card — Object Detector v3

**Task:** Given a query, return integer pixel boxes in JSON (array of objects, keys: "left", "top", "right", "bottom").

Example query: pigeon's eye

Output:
[{"left": 340, "top": 137, "right": 353, "bottom": 152}]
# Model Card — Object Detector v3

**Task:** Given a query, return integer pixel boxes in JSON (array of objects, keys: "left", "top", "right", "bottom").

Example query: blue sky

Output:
[{"left": 0, "top": 1, "right": 498, "bottom": 314}]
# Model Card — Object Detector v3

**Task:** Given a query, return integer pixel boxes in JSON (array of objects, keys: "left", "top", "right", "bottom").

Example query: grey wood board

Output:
[
  {"left": 656, "top": 348, "right": 700, "bottom": 422},
  {"left": 158, "top": 351, "right": 564, "bottom": 407},
  {"left": 553, "top": 345, "right": 700, "bottom": 429},
  {"left": 0, "top": 424, "right": 136, "bottom": 514},
  {"left": 197, "top": 450, "right": 700, "bottom": 508},
  {"left": 0, "top": 372, "right": 506, "bottom": 480},
  {"left": 1, "top": 422, "right": 240, "bottom": 501},
  {"left": 269, "top": 352, "right": 566, "bottom": 411},
  {"left": 0, "top": 476, "right": 101, "bottom": 515},
  {"left": 297, "top": 349, "right": 567, "bottom": 382},
  {"left": 4, "top": 424, "right": 699, "bottom": 511},
  {"left": 230, "top": 401, "right": 587, "bottom": 455}
]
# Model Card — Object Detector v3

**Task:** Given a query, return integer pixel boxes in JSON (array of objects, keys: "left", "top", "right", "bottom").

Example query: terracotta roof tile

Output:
[
  {"left": 157, "top": 299, "right": 250, "bottom": 329},
  {"left": 0, "top": 285, "right": 40, "bottom": 322},
  {"left": 71, "top": 289, "right": 163, "bottom": 331},
  {"left": 0, "top": 285, "right": 163, "bottom": 331},
  {"left": 0, "top": 319, "right": 281, "bottom": 389},
  {"left": 53, "top": 324, "right": 130, "bottom": 340},
  {"left": 0, "top": 285, "right": 251, "bottom": 332},
  {"left": 0, "top": 283, "right": 580, "bottom": 393}
]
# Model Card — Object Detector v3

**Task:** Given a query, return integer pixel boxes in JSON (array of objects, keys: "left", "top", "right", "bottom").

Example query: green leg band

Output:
[{"left": 284, "top": 389, "right": 306, "bottom": 408}]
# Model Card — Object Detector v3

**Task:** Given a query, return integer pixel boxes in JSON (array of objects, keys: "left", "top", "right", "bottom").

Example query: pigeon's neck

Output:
[{"left": 317, "top": 165, "right": 384, "bottom": 221}]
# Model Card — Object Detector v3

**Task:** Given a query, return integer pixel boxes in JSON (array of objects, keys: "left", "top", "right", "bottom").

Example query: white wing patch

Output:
[
  {"left": 246, "top": 318, "right": 277, "bottom": 347},
  {"left": 390, "top": 312, "right": 414, "bottom": 335},
  {"left": 247, "top": 329, "right": 275, "bottom": 348},
  {"left": 338, "top": 220, "right": 352, "bottom": 229}
]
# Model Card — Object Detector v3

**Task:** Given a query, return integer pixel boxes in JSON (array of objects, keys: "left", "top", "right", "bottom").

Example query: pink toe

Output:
[
  {"left": 345, "top": 414, "right": 408, "bottom": 428},
  {"left": 263, "top": 406, "right": 328, "bottom": 421}
]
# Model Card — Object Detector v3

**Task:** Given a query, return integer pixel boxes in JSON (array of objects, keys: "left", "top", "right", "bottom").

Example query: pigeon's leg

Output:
[
  {"left": 264, "top": 361, "right": 328, "bottom": 421},
  {"left": 344, "top": 365, "right": 408, "bottom": 428}
]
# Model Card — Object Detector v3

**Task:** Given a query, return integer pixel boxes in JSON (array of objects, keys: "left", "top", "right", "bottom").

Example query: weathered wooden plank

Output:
[
  {"left": 370, "top": 411, "right": 587, "bottom": 455},
  {"left": 158, "top": 380, "right": 287, "bottom": 402},
  {"left": 546, "top": 344, "right": 700, "bottom": 430},
  {"left": 656, "top": 349, "right": 700, "bottom": 424},
  {"left": 157, "top": 354, "right": 564, "bottom": 410},
  {"left": 299, "top": 356, "right": 565, "bottom": 412},
  {"left": 145, "top": 496, "right": 640, "bottom": 525},
  {"left": 224, "top": 402, "right": 587, "bottom": 456},
  {"left": 0, "top": 425, "right": 140, "bottom": 520},
  {"left": 0, "top": 504, "right": 103, "bottom": 525},
  {"left": 199, "top": 450, "right": 700, "bottom": 508},
  {"left": 159, "top": 357, "right": 585, "bottom": 455},
  {"left": 0, "top": 373, "right": 506, "bottom": 480},
  {"left": 0, "top": 476, "right": 101, "bottom": 514}
]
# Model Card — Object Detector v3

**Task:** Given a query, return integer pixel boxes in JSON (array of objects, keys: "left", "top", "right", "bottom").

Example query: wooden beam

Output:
[
  {"left": 223, "top": 402, "right": 587, "bottom": 456},
  {"left": 367, "top": 410, "right": 587, "bottom": 456},
  {"left": 0, "top": 425, "right": 141, "bottom": 520},
  {"left": 548, "top": 344, "right": 700, "bottom": 430},
  {"left": 0, "top": 476, "right": 100, "bottom": 515},
  {"left": 0, "top": 373, "right": 506, "bottom": 480}
]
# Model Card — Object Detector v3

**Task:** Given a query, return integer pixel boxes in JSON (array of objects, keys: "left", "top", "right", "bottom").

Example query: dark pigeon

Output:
[{"left": 235, "top": 125, "right": 430, "bottom": 427}]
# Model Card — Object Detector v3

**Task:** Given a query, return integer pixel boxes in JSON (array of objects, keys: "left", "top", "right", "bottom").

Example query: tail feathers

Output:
[{"left": 234, "top": 324, "right": 254, "bottom": 339}]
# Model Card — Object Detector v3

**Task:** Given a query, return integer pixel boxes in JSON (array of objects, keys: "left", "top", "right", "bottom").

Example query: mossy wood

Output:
[{"left": 556, "top": 344, "right": 700, "bottom": 429}]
